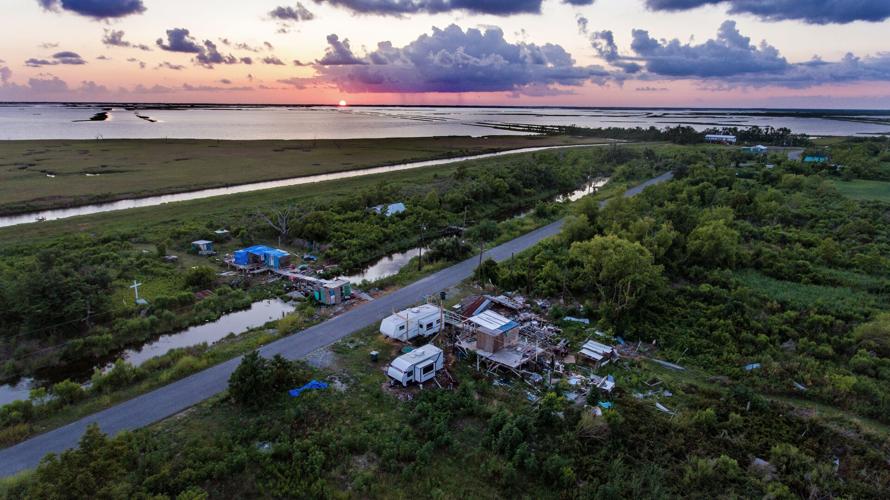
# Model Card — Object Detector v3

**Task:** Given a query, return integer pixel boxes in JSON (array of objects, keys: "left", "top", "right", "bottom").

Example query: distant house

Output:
[
  {"left": 372, "top": 202, "right": 406, "bottom": 217},
  {"left": 803, "top": 154, "right": 829, "bottom": 164},
  {"left": 705, "top": 134, "right": 737, "bottom": 144},
  {"left": 191, "top": 240, "right": 215, "bottom": 256}
]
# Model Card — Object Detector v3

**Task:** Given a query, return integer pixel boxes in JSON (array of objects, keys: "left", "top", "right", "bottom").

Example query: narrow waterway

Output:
[
  {"left": 0, "top": 144, "right": 605, "bottom": 228},
  {"left": 0, "top": 299, "right": 295, "bottom": 405}
]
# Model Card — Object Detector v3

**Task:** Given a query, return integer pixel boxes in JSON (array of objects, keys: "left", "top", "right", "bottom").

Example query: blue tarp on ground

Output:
[
  {"left": 598, "top": 401, "right": 613, "bottom": 409},
  {"left": 288, "top": 380, "right": 329, "bottom": 397}
]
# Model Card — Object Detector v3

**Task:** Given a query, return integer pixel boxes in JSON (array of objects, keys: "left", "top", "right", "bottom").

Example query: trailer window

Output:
[
  {"left": 426, "top": 323, "right": 434, "bottom": 330},
  {"left": 422, "top": 364, "right": 434, "bottom": 375},
  {"left": 398, "top": 324, "right": 405, "bottom": 331}
]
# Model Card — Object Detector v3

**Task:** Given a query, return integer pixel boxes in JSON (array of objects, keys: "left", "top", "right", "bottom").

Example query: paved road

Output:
[{"left": 0, "top": 171, "right": 673, "bottom": 477}]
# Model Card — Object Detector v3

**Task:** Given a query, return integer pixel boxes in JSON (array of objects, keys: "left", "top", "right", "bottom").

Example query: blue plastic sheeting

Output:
[
  {"left": 598, "top": 401, "right": 613, "bottom": 409},
  {"left": 288, "top": 380, "right": 329, "bottom": 397},
  {"left": 744, "top": 363, "right": 762, "bottom": 371},
  {"left": 498, "top": 320, "right": 519, "bottom": 333}
]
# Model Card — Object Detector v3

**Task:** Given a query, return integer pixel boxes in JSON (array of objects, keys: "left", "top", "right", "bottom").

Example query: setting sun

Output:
[{"left": 338, "top": 100, "right": 347, "bottom": 107}]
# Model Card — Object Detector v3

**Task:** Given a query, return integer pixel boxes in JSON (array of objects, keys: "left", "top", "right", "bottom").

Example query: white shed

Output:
[
  {"left": 386, "top": 344, "right": 444, "bottom": 386},
  {"left": 379, "top": 304, "right": 443, "bottom": 342}
]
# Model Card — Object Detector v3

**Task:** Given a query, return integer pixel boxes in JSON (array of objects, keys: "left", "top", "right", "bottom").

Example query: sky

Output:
[{"left": 1, "top": 0, "right": 890, "bottom": 108}]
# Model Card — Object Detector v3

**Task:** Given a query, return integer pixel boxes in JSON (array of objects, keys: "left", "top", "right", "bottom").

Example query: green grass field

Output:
[
  {"left": 734, "top": 269, "right": 876, "bottom": 314},
  {"left": 829, "top": 179, "right": 890, "bottom": 201},
  {"left": 0, "top": 135, "right": 608, "bottom": 215}
]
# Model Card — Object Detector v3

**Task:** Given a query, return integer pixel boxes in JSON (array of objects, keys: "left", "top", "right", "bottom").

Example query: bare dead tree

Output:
[{"left": 256, "top": 206, "right": 294, "bottom": 246}]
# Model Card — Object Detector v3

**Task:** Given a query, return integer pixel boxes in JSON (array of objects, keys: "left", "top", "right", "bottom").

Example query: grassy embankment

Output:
[
  {"left": 828, "top": 179, "right": 890, "bottom": 202},
  {"left": 0, "top": 135, "right": 609, "bottom": 215}
]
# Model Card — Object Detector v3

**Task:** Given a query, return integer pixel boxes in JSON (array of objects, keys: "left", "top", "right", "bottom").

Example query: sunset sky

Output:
[{"left": 1, "top": 0, "right": 890, "bottom": 107}]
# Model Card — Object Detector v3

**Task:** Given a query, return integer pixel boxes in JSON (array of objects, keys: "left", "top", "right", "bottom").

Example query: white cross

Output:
[{"left": 130, "top": 280, "right": 143, "bottom": 302}]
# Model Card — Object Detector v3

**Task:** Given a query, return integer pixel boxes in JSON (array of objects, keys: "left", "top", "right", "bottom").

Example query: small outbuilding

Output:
[
  {"left": 386, "top": 344, "right": 444, "bottom": 387},
  {"left": 579, "top": 340, "right": 617, "bottom": 367},
  {"left": 191, "top": 240, "right": 215, "bottom": 256},
  {"left": 380, "top": 304, "right": 443, "bottom": 341},
  {"left": 313, "top": 278, "right": 352, "bottom": 306}
]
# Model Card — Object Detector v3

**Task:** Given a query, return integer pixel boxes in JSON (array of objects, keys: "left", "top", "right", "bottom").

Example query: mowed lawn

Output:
[
  {"left": 829, "top": 179, "right": 890, "bottom": 202},
  {"left": 0, "top": 135, "right": 607, "bottom": 215}
]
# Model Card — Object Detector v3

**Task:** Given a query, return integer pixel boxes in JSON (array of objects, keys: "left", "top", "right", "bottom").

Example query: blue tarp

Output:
[
  {"left": 598, "top": 401, "right": 613, "bottom": 409},
  {"left": 744, "top": 363, "right": 762, "bottom": 371},
  {"left": 288, "top": 380, "right": 329, "bottom": 397}
]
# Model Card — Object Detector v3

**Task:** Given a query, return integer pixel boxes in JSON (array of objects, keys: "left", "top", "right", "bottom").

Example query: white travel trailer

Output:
[
  {"left": 386, "top": 344, "right": 444, "bottom": 387},
  {"left": 379, "top": 304, "right": 443, "bottom": 342}
]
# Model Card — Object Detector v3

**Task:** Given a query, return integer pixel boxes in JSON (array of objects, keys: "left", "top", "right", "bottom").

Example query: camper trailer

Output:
[
  {"left": 379, "top": 304, "right": 443, "bottom": 341},
  {"left": 386, "top": 344, "right": 444, "bottom": 387}
]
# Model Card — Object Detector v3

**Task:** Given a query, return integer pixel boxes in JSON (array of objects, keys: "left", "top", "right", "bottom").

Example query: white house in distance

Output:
[
  {"left": 704, "top": 134, "right": 737, "bottom": 144},
  {"left": 379, "top": 304, "right": 443, "bottom": 342},
  {"left": 386, "top": 344, "right": 444, "bottom": 386}
]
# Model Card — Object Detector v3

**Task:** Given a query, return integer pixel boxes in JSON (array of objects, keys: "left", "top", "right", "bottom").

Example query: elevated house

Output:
[{"left": 233, "top": 245, "right": 292, "bottom": 270}]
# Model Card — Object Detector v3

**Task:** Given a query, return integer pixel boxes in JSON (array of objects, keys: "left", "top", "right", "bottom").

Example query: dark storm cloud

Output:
[
  {"left": 269, "top": 3, "right": 315, "bottom": 21},
  {"left": 590, "top": 30, "right": 641, "bottom": 73},
  {"left": 157, "top": 29, "right": 203, "bottom": 53},
  {"left": 262, "top": 56, "right": 286, "bottom": 65},
  {"left": 25, "top": 51, "right": 87, "bottom": 67},
  {"left": 103, "top": 29, "right": 151, "bottom": 51},
  {"left": 594, "top": 20, "right": 890, "bottom": 88},
  {"left": 37, "top": 0, "right": 146, "bottom": 19},
  {"left": 311, "top": 24, "right": 609, "bottom": 95},
  {"left": 316, "top": 34, "right": 366, "bottom": 65},
  {"left": 158, "top": 29, "right": 253, "bottom": 68},
  {"left": 628, "top": 20, "right": 788, "bottom": 77},
  {"left": 644, "top": 0, "right": 890, "bottom": 25},
  {"left": 311, "top": 0, "right": 597, "bottom": 16}
]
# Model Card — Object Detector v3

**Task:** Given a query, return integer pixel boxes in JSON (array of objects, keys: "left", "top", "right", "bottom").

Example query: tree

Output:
[
  {"left": 466, "top": 219, "right": 500, "bottom": 277},
  {"left": 184, "top": 266, "right": 216, "bottom": 290},
  {"left": 687, "top": 219, "right": 741, "bottom": 268},
  {"left": 257, "top": 205, "right": 295, "bottom": 246},
  {"left": 228, "top": 351, "right": 271, "bottom": 408},
  {"left": 560, "top": 214, "right": 596, "bottom": 244},
  {"left": 569, "top": 235, "right": 665, "bottom": 330},
  {"left": 477, "top": 258, "right": 500, "bottom": 286}
]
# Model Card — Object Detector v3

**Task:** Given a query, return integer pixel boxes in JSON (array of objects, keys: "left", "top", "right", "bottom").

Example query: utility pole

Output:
[{"left": 418, "top": 224, "right": 427, "bottom": 271}]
